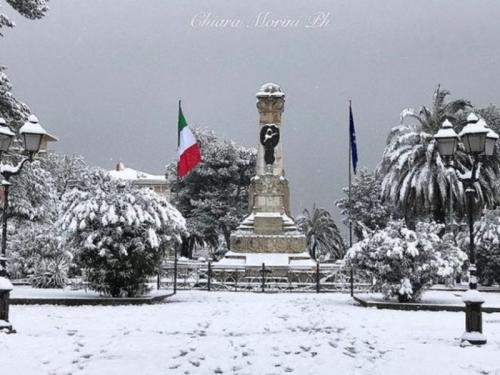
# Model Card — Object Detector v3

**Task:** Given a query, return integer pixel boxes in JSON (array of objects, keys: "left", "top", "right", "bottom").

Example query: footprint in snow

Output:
[
  {"left": 344, "top": 346, "right": 357, "bottom": 354},
  {"left": 189, "top": 360, "right": 200, "bottom": 367},
  {"left": 75, "top": 341, "right": 85, "bottom": 348}
]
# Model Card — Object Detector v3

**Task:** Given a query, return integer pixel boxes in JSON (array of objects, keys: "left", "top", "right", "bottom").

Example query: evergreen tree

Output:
[{"left": 166, "top": 128, "right": 256, "bottom": 257}]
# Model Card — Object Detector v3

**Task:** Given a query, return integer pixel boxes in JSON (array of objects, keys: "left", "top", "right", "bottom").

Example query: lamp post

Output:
[
  {"left": 434, "top": 113, "right": 499, "bottom": 346},
  {"left": 0, "top": 114, "right": 48, "bottom": 276}
]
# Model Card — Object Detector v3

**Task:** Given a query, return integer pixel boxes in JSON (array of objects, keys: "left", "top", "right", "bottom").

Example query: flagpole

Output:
[
  {"left": 173, "top": 100, "right": 182, "bottom": 296},
  {"left": 348, "top": 99, "right": 354, "bottom": 297}
]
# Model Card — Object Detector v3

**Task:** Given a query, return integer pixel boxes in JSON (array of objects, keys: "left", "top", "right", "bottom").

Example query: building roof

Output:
[{"left": 109, "top": 162, "right": 166, "bottom": 184}]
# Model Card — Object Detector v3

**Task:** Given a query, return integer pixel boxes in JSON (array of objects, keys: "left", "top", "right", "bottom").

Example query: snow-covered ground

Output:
[{"left": 1, "top": 291, "right": 500, "bottom": 375}]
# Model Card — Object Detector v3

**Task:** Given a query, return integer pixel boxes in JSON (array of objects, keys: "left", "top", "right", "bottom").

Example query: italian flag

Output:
[{"left": 177, "top": 102, "right": 201, "bottom": 178}]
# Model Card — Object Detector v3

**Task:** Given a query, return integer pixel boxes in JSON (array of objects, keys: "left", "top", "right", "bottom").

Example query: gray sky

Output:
[{"left": 2, "top": 0, "right": 500, "bottom": 223}]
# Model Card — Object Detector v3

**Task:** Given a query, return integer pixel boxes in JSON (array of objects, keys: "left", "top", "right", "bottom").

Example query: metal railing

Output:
[{"left": 158, "top": 259, "right": 374, "bottom": 293}]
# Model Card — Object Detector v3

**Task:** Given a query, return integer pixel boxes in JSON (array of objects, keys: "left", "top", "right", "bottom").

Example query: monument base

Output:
[
  {"left": 216, "top": 251, "right": 315, "bottom": 269},
  {"left": 230, "top": 212, "right": 307, "bottom": 253}
]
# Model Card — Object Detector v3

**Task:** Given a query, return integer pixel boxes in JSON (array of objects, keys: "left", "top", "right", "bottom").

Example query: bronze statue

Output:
[{"left": 260, "top": 125, "right": 280, "bottom": 165}]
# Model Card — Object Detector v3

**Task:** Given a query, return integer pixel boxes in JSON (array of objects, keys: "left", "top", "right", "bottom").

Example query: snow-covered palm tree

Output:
[
  {"left": 380, "top": 86, "right": 499, "bottom": 224},
  {"left": 297, "top": 205, "right": 345, "bottom": 261}
]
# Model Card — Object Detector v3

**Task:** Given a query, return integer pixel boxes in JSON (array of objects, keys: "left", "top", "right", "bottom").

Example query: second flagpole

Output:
[{"left": 348, "top": 100, "right": 354, "bottom": 296}]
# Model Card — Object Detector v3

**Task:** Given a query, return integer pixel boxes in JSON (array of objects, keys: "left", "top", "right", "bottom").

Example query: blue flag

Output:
[{"left": 349, "top": 103, "right": 358, "bottom": 174}]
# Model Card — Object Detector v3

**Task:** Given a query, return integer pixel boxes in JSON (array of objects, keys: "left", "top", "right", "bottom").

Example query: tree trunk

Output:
[{"left": 220, "top": 223, "right": 231, "bottom": 251}]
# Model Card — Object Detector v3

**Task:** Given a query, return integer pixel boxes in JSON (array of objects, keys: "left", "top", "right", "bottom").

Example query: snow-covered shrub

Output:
[
  {"left": 344, "top": 221, "right": 467, "bottom": 302},
  {"left": 30, "top": 257, "right": 68, "bottom": 289},
  {"left": 8, "top": 222, "right": 71, "bottom": 285},
  {"left": 60, "top": 185, "right": 186, "bottom": 297},
  {"left": 474, "top": 209, "right": 500, "bottom": 286}
]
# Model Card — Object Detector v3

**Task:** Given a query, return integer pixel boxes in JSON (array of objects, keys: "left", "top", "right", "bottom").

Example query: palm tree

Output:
[
  {"left": 297, "top": 205, "right": 345, "bottom": 261},
  {"left": 380, "top": 86, "right": 499, "bottom": 225}
]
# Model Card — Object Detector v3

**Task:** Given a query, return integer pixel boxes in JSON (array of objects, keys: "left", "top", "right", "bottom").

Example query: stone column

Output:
[{"left": 256, "top": 83, "right": 285, "bottom": 177}]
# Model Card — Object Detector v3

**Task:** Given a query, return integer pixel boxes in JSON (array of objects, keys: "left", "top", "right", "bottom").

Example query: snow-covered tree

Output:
[
  {"left": 40, "top": 153, "right": 89, "bottom": 200},
  {"left": 472, "top": 209, "right": 500, "bottom": 286},
  {"left": 297, "top": 204, "right": 345, "bottom": 261},
  {"left": 344, "top": 220, "right": 467, "bottom": 302},
  {"left": 1, "top": 0, "right": 48, "bottom": 125},
  {"left": 60, "top": 183, "right": 186, "bottom": 297},
  {"left": 336, "top": 168, "right": 393, "bottom": 241},
  {"left": 166, "top": 128, "right": 256, "bottom": 257},
  {"left": 0, "top": 66, "right": 30, "bottom": 128},
  {"left": 0, "top": 0, "right": 48, "bottom": 36},
  {"left": 6, "top": 159, "right": 58, "bottom": 223},
  {"left": 379, "top": 86, "right": 499, "bottom": 225}
]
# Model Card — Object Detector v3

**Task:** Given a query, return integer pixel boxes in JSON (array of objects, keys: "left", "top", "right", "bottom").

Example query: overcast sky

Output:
[{"left": 2, "top": 0, "right": 500, "bottom": 222}]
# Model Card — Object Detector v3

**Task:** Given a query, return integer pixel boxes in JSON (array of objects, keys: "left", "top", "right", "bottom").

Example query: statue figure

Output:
[{"left": 260, "top": 124, "right": 280, "bottom": 165}]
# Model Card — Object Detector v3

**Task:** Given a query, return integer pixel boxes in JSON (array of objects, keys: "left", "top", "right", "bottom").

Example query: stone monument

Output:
[{"left": 218, "top": 83, "right": 314, "bottom": 269}]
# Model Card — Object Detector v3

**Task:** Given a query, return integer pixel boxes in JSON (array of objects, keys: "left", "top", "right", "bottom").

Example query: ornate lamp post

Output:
[
  {"left": 434, "top": 113, "right": 499, "bottom": 345},
  {"left": 0, "top": 114, "right": 48, "bottom": 275}
]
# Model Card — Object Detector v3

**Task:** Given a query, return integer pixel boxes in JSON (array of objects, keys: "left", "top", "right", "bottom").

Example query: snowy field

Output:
[{"left": 1, "top": 291, "right": 500, "bottom": 375}]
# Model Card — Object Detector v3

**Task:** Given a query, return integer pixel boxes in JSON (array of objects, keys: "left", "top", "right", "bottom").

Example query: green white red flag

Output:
[{"left": 177, "top": 102, "right": 201, "bottom": 178}]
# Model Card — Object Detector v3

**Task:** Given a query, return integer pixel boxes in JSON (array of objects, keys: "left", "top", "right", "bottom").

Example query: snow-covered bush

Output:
[
  {"left": 60, "top": 185, "right": 186, "bottom": 297},
  {"left": 474, "top": 209, "right": 500, "bottom": 286},
  {"left": 30, "top": 257, "right": 69, "bottom": 289},
  {"left": 7, "top": 222, "right": 71, "bottom": 285},
  {"left": 344, "top": 221, "right": 467, "bottom": 302}
]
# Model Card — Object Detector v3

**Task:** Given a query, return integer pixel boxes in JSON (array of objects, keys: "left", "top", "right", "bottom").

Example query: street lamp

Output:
[
  {"left": 0, "top": 115, "right": 51, "bottom": 333},
  {"left": 0, "top": 118, "right": 15, "bottom": 156},
  {"left": 0, "top": 114, "right": 48, "bottom": 274},
  {"left": 434, "top": 113, "right": 499, "bottom": 346}
]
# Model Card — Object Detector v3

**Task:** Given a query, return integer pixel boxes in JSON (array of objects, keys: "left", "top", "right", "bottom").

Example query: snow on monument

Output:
[{"left": 218, "top": 83, "right": 314, "bottom": 268}]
